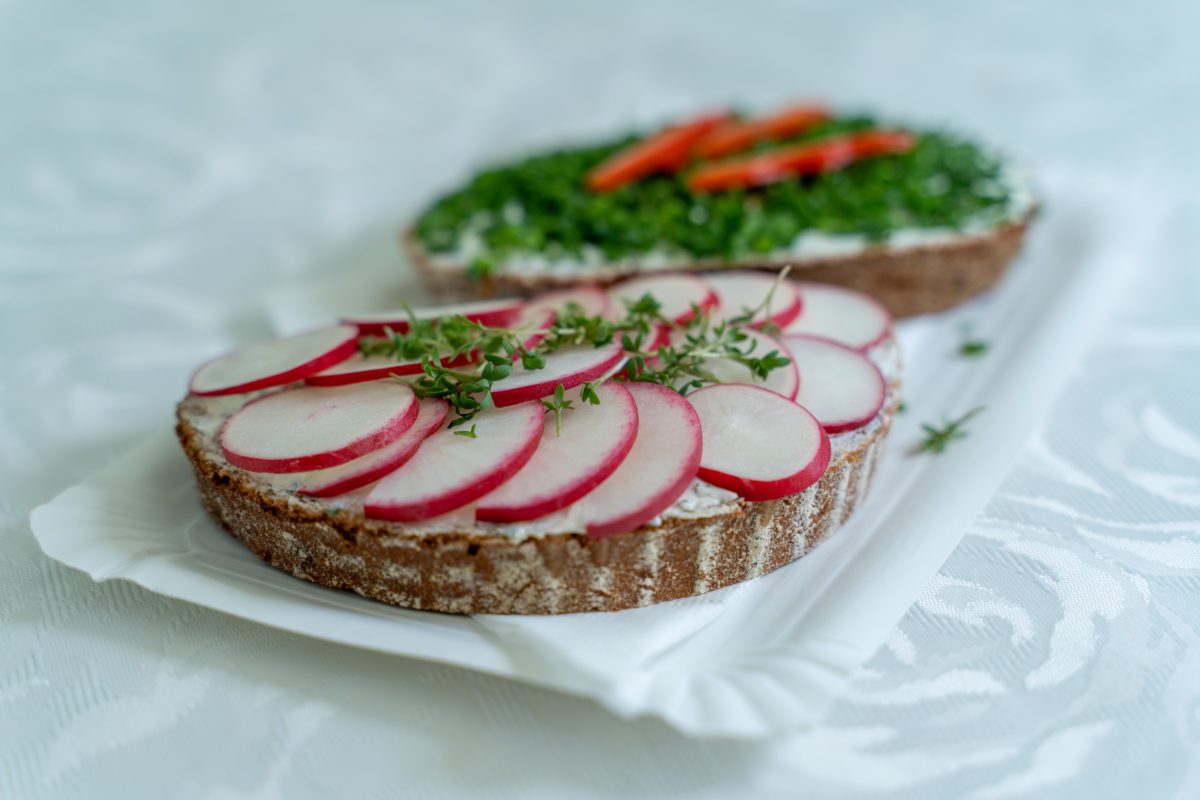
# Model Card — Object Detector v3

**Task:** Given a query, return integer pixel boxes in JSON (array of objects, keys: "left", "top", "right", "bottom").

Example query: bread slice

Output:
[
  {"left": 176, "top": 343, "right": 900, "bottom": 615},
  {"left": 406, "top": 209, "right": 1035, "bottom": 319}
]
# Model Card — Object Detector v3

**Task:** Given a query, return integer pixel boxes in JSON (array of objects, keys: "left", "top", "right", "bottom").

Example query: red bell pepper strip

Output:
[
  {"left": 688, "top": 130, "right": 916, "bottom": 193},
  {"left": 693, "top": 104, "right": 831, "bottom": 159},
  {"left": 586, "top": 112, "right": 731, "bottom": 192}
]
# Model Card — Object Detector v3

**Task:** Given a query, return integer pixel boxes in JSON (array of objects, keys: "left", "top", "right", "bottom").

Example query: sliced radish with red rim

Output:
[
  {"left": 297, "top": 399, "right": 450, "bottom": 497},
  {"left": 491, "top": 341, "right": 626, "bottom": 407},
  {"left": 476, "top": 383, "right": 639, "bottom": 523},
  {"left": 666, "top": 327, "right": 797, "bottom": 399},
  {"left": 782, "top": 335, "right": 886, "bottom": 433},
  {"left": 305, "top": 350, "right": 473, "bottom": 386},
  {"left": 220, "top": 382, "right": 419, "bottom": 473},
  {"left": 705, "top": 271, "right": 802, "bottom": 329},
  {"left": 609, "top": 273, "right": 718, "bottom": 324},
  {"left": 580, "top": 382, "right": 702, "bottom": 538},
  {"left": 364, "top": 402, "right": 544, "bottom": 522},
  {"left": 343, "top": 298, "right": 523, "bottom": 335},
  {"left": 629, "top": 325, "right": 672, "bottom": 362},
  {"left": 687, "top": 384, "right": 830, "bottom": 501},
  {"left": 511, "top": 306, "right": 557, "bottom": 351},
  {"left": 784, "top": 282, "right": 892, "bottom": 351},
  {"left": 646, "top": 325, "right": 672, "bottom": 352},
  {"left": 523, "top": 285, "right": 611, "bottom": 321},
  {"left": 190, "top": 325, "right": 359, "bottom": 396}
]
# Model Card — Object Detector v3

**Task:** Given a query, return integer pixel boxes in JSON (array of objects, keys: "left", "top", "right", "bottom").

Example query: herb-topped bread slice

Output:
[
  {"left": 177, "top": 271, "right": 901, "bottom": 614},
  {"left": 408, "top": 104, "right": 1037, "bottom": 317}
]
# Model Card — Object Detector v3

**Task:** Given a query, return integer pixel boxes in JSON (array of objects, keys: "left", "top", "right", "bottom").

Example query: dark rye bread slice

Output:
[
  {"left": 176, "top": 388, "right": 898, "bottom": 615},
  {"left": 404, "top": 208, "right": 1036, "bottom": 319}
]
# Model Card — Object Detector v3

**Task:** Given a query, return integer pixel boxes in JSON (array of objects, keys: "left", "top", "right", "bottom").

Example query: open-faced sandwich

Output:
[
  {"left": 408, "top": 103, "right": 1036, "bottom": 317},
  {"left": 177, "top": 271, "right": 900, "bottom": 614}
]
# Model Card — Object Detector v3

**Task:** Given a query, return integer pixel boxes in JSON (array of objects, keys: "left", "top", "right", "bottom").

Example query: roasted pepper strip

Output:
[
  {"left": 586, "top": 112, "right": 731, "bottom": 192},
  {"left": 688, "top": 130, "right": 916, "bottom": 192},
  {"left": 693, "top": 104, "right": 831, "bottom": 159}
]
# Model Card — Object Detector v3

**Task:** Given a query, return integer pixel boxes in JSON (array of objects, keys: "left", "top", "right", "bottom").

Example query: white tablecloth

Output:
[{"left": 3, "top": 1, "right": 1198, "bottom": 797}]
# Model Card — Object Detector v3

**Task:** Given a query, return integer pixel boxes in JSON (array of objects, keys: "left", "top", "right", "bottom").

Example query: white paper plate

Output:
[{"left": 30, "top": 186, "right": 1141, "bottom": 738}]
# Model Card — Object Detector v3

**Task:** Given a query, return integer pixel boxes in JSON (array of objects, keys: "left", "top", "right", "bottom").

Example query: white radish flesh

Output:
[
  {"left": 364, "top": 402, "right": 545, "bottom": 522},
  {"left": 522, "top": 286, "right": 611, "bottom": 321},
  {"left": 476, "top": 383, "right": 639, "bottom": 523},
  {"left": 490, "top": 342, "right": 626, "bottom": 407},
  {"left": 689, "top": 328, "right": 798, "bottom": 399},
  {"left": 782, "top": 335, "right": 886, "bottom": 433},
  {"left": 784, "top": 282, "right": 892, "bottom": 351},
  {"left": 305, "top": 351, "right": 472, "bottom": 386},
  {"left": 705, "top": 271, "right": 802, "bottom": 329},
  {"left": 580, "top": 382, "right": 702, "bottom": 538},
  {"left": 511, "top": 306, "right": 557, "bottom": 350},
  {"left": 608, "top": 273, "right": 718, "bottom": 324},
  {"left": 687, "top": 384, "right": 830, "bottom": 501},
  {"left": 297, "top": 399, "right": 450, "bottom": 497},
  {"left": 343, "top": 299, "right": 522, "bottom": 335},
  {"left": 190, "top": 325, "right": 359, "bottom": 396},
  {"left": 220, "top": 382, "right": 419, "bottom": 473}
]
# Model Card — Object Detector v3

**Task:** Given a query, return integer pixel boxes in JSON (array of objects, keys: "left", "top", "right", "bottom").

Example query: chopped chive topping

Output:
[{"left": 415, "top": 116, "right": 1015, "bottom": 273}]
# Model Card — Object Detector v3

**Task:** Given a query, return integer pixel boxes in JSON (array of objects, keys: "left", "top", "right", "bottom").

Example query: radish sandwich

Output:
[{"left": 176, "top": 269, "right": 901, "bottom": 614}]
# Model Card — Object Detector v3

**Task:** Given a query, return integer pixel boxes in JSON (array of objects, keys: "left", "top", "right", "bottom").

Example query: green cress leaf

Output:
[
  {"left": 916, "top": 406, "right": 985, "bottom": 454},
  {"left": 366, "top": 281, "right": 795, "bottom": 431}
]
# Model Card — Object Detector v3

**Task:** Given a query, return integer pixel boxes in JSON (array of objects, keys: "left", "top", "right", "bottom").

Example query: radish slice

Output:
[
  {"left": 646, "top": 325, "right": 672, "bottom": 352},
  {"left": 305, "top": 350, "right": 473, "bottom": 386},
  {"left": 687, "top": 384, "right": 830, "bottom": 501},
  {"left": 476, "top": 383, "right": 639, "bottom": 523},
  {"left": 511, "top": 306, "right": 557, "bottom": 351},
  {"left": 609, "top": 273, "right": 718, "bottom": 324},
  {"left": 698, "top": 328, "right": 798, "bottom": 399},
  {"left": 705, "top": 271, "right": 802, "bottom": 329},
  {"left": 523, "top": 286, "right": 611, "bottom": 321},
  {"left": 782, "top": 335, "right": 887, "bottom": 433},
  {"left": 665, "top": 328, "right": 797, "bottom": 399},
  {"left": 580, "top": 382, "right": 702, "bottom": 538},
  {"left": 490, "top": 342, "right": 626, "bottom": 407},
  {"left": 221, "top": 382, "right": 419, "bottom": 473},
  {"left": 364, "top": 402, "right": 544, "bottom": 522},
  {"left": 297, "top": 399, "right": 450, "bottom": 496},
  {"left": 323, "top": 307, "right": 551, "bottom": 386},
  {"left": 343, "top": 299, "right": 523, "bottom": 335},
  {"left": 784, "top": 283, "right": 892, "bottom": 351},
  {"left": 189, "top": 325, "right": 358, "bottom": 396}
]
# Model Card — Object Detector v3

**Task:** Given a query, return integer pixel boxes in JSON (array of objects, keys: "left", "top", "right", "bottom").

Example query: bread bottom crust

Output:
[{"left": 180, "top": 396, "right": 896, "bottom": 615}]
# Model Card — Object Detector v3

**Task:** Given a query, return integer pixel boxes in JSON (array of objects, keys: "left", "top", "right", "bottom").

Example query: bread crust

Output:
[
  {"left": 177, "top": 393, "right": 897, "bottom": 615},
  {"left": 404, "top": 211, "right": 1035, "bottom": 319}
]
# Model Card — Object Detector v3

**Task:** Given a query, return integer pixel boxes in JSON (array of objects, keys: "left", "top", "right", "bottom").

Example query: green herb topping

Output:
[
  {"left": 960, "top": 340, "right": 989, "bottom": 357},
  {"left": 359, "top": 287, "right": 792, "bottom": 431},
  {"left": 415, "top": 116, "right": 1016, "bottom": 276},
  {"left": 916, "top": 406, "right": 986, "bottom": 454},
  {"left": 958, "top": 322, "right": 989, "bottom": 357}
]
